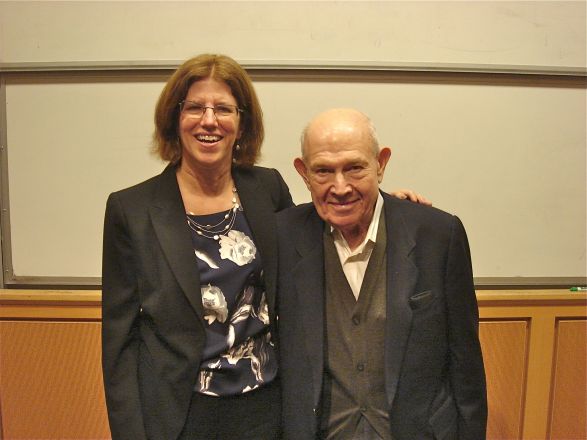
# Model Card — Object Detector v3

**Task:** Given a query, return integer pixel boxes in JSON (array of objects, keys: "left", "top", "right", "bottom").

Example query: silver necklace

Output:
[{"left": 186, "top": 187, "right": 240, "bottom": 241}]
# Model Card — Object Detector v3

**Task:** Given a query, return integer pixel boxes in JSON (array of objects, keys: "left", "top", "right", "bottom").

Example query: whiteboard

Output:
[{"left": 2, "top": 70, "right": 586, "bottom": 283}]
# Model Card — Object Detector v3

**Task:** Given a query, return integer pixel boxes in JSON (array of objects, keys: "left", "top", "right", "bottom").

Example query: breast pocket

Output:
[{"left": 408, "top": 290, "right": 436, "bottom": 311}]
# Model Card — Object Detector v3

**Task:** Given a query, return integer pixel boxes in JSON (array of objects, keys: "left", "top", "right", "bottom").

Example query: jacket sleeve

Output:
[
  {"left": 445, "top": 216, "right": 488, "bottom": 439},
  {"left": 101, "top": 193, "right": 148, "bottom": 440}
]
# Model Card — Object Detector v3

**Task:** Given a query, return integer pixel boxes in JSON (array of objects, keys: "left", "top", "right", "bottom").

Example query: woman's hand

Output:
[{"left": 390, "top": 189, "right": 432, "bottom": 206}]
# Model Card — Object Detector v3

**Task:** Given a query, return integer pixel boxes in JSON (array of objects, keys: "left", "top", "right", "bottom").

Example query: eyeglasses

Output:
[{"left": 179, "top": 101, "right": 244, "bottom": 119}]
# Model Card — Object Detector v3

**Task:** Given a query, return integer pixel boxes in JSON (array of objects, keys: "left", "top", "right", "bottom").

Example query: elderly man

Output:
[{"left": 276, "top": 109, "right": 487, "bottom": 440}]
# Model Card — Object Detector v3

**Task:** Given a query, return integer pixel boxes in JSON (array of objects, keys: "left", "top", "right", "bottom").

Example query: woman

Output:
[{"left": 102, "top": 54, "right": 426, "bottom": 440}]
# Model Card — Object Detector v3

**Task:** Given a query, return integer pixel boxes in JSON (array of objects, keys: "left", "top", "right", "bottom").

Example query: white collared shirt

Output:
[{"left": 331, "top": 193, "right": 384, "bottom": 300}]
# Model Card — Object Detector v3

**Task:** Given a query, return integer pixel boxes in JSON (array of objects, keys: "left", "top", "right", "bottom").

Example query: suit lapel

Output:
[
  {"left": 149, "top": 165, "right": 205, "bottom": 321},
  {"left": 233, "top": 169, "right": 279, "bottom": 323},
  {"left": 383, "top": 195, "right": 418, "bottom": 409},
  {"left": 291, "top": 209, "right": 326, "bottom": 408}
]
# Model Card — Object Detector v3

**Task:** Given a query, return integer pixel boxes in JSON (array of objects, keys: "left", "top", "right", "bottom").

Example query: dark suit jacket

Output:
[
  {"left": 276, "top": 193, "right": 487, "bottom": 440},
  {"left": 102, "top": 164, "right": 293, "bottom": 440}
]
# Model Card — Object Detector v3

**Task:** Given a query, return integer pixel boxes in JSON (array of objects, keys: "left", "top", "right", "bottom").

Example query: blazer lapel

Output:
[
  {"left": 291, "top": 209, "right": 326, "bottom": 408},
  {"left": 383, "top": 195, "right": 418, "bottom": 409},
  {"left": 149, "top": 165, "right": 205, "bottom": 320},
  {"left": 233, "top": 169, "right": 279, "bottom": 323}
]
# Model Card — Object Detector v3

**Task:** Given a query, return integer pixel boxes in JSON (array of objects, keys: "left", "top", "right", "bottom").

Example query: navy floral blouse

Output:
[{"left": 188, "top": 207, "right": 278, "bottom": 396}]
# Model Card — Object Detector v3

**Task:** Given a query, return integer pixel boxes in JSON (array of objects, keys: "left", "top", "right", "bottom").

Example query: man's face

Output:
[{"left": 295, "top": 111, "right": 390, "bottom": 242}]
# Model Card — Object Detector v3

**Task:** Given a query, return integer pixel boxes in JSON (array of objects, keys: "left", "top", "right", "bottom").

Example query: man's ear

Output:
[
  {"left": 377, "top": 147, "right": 392, "bottom": 183},
  {"left": 294, "top": 157, "right": 312, "bottom": 190}
]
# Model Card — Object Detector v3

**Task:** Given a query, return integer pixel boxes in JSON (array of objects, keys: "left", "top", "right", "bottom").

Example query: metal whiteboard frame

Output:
[{"left": 1, "top": 60, "right": 586, "bottom": 76}]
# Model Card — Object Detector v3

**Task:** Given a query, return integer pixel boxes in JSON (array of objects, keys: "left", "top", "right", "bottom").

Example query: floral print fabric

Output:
[{"left": 188, "top": 208, "right": 277, "bottom": 396}]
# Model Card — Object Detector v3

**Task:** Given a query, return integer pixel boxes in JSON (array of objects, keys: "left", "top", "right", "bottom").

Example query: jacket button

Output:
[
  {"left": 357, "top": 363, "right": 365, "bottom": 372},
  {"left": 352, "top": 316, "right": 360, "bottom": 325}
]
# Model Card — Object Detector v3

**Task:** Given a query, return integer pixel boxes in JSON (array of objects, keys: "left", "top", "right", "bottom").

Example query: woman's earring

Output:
[{"left": 232, "top": 144, "right": 240, "bottom": 163}]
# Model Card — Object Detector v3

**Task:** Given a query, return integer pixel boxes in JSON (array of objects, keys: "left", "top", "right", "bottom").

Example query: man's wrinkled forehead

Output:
[{"left": 303, "top": 110, "right": 374, "bottom": 159}]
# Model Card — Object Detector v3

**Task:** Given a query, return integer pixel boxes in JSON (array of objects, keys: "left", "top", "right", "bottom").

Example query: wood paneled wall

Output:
[
  {"left": 477, "top": 291, "right": 587, "bottom": 440},
  {"left": 0, "top": 290, "right": 585, "bottom": 440},
  {"left": 549, "top": 320, "right": 587, "bottom": 439},
  {"left": 0, "top": 292, "right": 108, "bottom": 439},
  {"left": 0, "top": 321, "right": 109, "bottom": 439},
  {"left": 479, "top": 320, "right": 528, "bottom": 439}
]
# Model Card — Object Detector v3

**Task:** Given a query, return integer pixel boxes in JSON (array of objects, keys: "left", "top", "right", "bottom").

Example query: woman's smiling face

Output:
[{"left": 178, "top": 77, "right": 242, "bottom": 171}]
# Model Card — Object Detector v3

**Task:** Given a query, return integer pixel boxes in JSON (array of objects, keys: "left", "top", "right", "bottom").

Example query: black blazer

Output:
[
  {"left": 102, "top": 164, "right": 293, "bottom": 440},
  {"left": 276, "top": 193, "right": 487, "bottom": 440}
]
